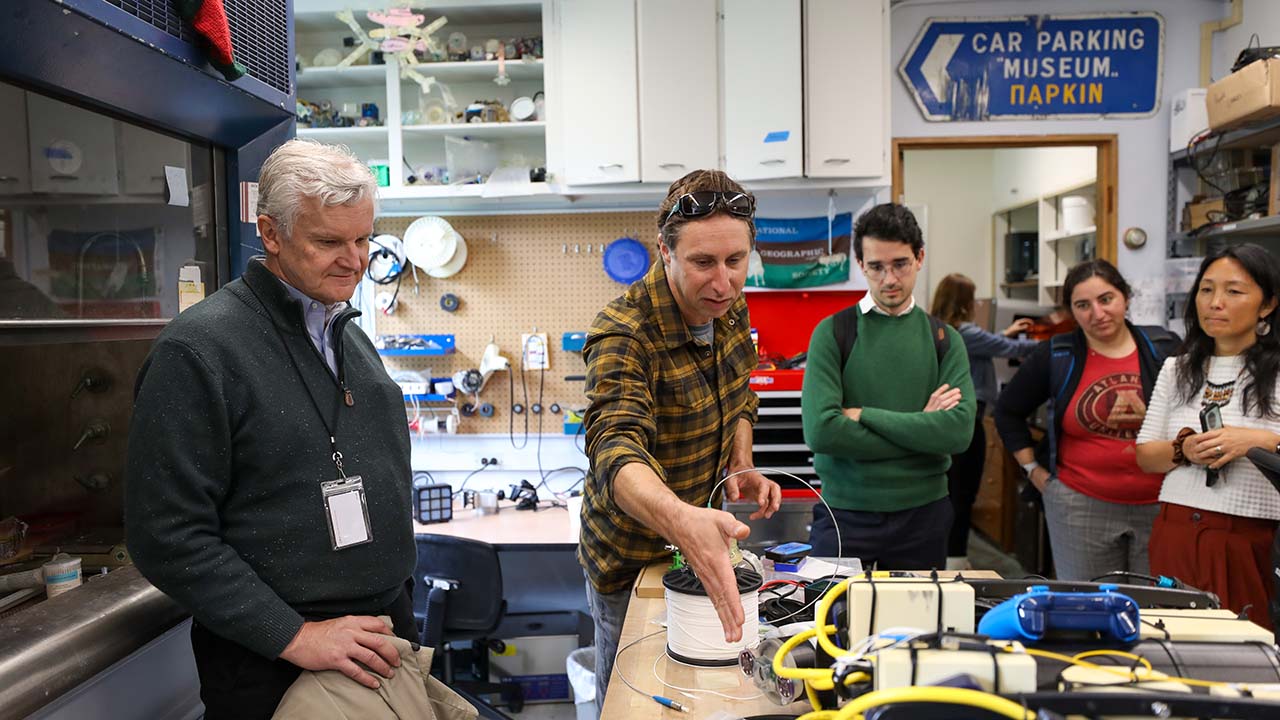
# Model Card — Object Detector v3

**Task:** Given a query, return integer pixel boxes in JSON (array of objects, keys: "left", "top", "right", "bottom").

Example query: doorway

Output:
[{"left": 892, "top": 135, "right": 1118, "bottom": 315}]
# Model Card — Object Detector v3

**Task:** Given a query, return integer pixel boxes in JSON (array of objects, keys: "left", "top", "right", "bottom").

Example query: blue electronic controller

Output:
[{"left": 978, "top": 584, "right": 1140, "bottom": 644}]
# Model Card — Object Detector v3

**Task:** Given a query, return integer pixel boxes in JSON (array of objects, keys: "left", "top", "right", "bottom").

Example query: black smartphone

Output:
[
  {"left": 1200, "top": 402, "right": 1224, "bottom": 432},
  {"left": 1200, "top": 402, "right": 1224, "bottom": 486}
]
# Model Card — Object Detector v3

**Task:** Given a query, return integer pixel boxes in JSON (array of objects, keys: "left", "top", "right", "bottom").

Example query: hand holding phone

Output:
[{"left": 1200, "top": 402, "right": 1224, "bottom": 486}]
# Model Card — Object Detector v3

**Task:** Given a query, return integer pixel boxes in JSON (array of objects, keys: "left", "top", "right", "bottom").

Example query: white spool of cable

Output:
[{"left": 663, "top": 565, "right": 762, "bottom": 666}]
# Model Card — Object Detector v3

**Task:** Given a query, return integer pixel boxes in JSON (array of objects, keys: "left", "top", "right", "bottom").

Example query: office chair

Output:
[
  {"left": 1246, "top": 447, "right": 1280, "bottom": 639},
  {"left": 414, "top": 534, "right": 524, "bottom": 719}
]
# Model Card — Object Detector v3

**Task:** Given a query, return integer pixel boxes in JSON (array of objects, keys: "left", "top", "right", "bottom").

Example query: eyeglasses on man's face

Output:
[
  {"left": 862, "top": 257, "right": 916, "bottom": 280},
  {"left": 663, "top": 191, "right": 755, "bottom": 226}
]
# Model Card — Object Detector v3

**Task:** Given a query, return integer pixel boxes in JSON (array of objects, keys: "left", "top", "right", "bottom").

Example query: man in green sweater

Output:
[
  {"left": 801, "top": 203, "right": 975, "bottom": 570},
  {"left": 125, "top": 140, "right": 417, "bottom": 719}
]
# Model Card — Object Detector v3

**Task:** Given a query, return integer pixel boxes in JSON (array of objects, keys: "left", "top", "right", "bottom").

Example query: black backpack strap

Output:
[
  {"left": 1048, "top": 334, "right": 1076, "bottom": 403},
  {"left": 833, "top": 305, "right": 860, "bottom": 369},
  {"left": 926, "top": 314, "right": 951, "bottom": 367},
  {"left": 835, "top": 306, "right": 951, "bottom": 370}
]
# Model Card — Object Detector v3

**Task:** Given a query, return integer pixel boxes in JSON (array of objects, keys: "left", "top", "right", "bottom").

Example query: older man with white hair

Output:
[{"left": 125, "top": 139, "right": 416, "bottom": 719}]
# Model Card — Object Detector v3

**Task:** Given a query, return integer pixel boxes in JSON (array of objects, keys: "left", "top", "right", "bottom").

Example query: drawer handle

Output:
[
  {"left": 0, "top": 176, "right": 17, "bottom": 182},
  {"left": 823, "top": 158, "right": 851, "bottom": 164},
  {"left": 759, "top": 159, "right": 785, "bottom": 165},
  {"left": 598, "top": 163, "right": 623, "bottom": 170},
  {"left": 50, "top": 174, "right": 78, "bottom": 180},
  {"left": 658, "top": 163, "right": 685, "bottom": 169}
]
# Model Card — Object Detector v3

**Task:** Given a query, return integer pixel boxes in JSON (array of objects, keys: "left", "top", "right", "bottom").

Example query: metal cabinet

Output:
[
  {"left": 0, "top": 84, "right": 30, "bottom": 195},
  {"left": 636, "top": 0, "right": 718, "bottom": 184},
  {"left": 555, "top": 0, "right": 639, "bottom": 185},
  {"left": 27, "top": 94, "right": 120, "bottom": 195},
  {"left": 118, "top": 123, "right": 189, "bottom": 196},
  {"left": 722, "top": 0, "right": 803, "bottom": 181},
  {"left": 804, "top": 0, "right": 888, "bottom": 178}
]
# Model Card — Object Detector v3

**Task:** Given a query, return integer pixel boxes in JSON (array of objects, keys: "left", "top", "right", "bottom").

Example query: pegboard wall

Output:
[{"left": 373, "top": 211, "right": 656, "bottom": 434}]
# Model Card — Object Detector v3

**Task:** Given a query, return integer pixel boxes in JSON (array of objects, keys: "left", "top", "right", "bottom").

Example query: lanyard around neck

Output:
[{"left": 245, "top": 280, "right": 350, "bottom": 476}]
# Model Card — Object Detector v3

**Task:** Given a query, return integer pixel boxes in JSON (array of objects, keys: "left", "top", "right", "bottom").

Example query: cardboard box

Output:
[
  {"left": 1183, "top": 197, "right": 1226, "bottom": 231},
  {"left": 1207, "top": 58, "right": 1280, "bottom": 131}
]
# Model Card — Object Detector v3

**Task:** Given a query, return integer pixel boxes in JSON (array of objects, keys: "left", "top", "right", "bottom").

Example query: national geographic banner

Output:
[{"left": 747, "top": 213, "right": 852, "bottom": 289}]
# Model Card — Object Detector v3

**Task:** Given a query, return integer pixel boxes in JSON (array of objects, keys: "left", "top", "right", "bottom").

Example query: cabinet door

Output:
[
  {"left": 804, "top": 0, "right": 887, "bottom": 178},
  {"left": 27, "top": 94, "right": 120, "bottom": 195},
  {"left": 556, "top": 0, "right": 639, "bottom": 185},
  {"left": 118, "top": 123, "right": 189, "bottom": 196},
  {"left": 637, "top": 0, "right": 718, "bottom": 183},
  {"left": 723, "top": 0, "right": 802, "bottom": 181},
  {"left": 0, "top": 85, "right": 30, "bottom": 195}
]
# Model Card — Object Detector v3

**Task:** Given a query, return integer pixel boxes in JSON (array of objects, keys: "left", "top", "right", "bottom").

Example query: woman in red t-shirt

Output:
[{"left": 994, "top": 260, "right": 1179, "bottom": 580}]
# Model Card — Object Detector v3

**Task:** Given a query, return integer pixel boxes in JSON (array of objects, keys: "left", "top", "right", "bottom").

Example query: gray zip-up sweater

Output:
[{"left": 125, "top": 260, "right": 414, "bottom": 659}]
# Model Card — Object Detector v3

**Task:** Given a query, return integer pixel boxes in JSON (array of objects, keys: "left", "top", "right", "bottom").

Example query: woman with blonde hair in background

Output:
[{"left": 930, "top": 273, "right": 1038, "bottom": 569}]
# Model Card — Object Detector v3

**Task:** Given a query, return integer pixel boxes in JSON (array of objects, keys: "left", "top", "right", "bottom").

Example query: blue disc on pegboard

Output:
[{"left": 603, "top": 237, "right": 649, "bottom": 285}]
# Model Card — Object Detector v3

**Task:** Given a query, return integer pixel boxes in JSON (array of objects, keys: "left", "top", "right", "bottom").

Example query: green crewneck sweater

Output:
[{"left": 801, "top": 307, "right": 976, "bottom": 512}]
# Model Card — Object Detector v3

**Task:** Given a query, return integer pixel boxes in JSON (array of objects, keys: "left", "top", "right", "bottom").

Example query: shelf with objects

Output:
[
  {"left": 1168, "top": 114, "right": 1280, "bottom": 259},
  {"left": 293, "top": 1, "right": 548, "bottom": 203},
  {"left": 993, "top": 179, "right": 1097, "bottom": 307},
  {"left": 1167, "top": 100, "right": 1279, "bottom": 331}
]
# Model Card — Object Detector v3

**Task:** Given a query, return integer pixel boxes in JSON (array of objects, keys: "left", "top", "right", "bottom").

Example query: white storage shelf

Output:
[
  {"left": 292, "top": 0, "right": 889, "bottom": 214},
  {"left": 402, "top": 121, "right": 545, "bottom": 139}
]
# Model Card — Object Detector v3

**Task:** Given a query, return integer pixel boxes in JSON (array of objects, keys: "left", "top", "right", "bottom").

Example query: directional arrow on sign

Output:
[{"left": 919, "top": 33, "right": 964, "bottom": 109}]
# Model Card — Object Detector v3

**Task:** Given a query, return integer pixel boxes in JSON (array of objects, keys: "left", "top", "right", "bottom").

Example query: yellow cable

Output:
[
  {"left": 814, "top": 578, "right": 854, "bottom": 658},
  {"left": 796, "top": 711, "right": 839, "bottom": 720},
  {"left": 1016, "top": 645, "right": 1241, "bottom": 691},
  {"left": 1072, "top": 649, "right": 1154, "bottom": 673},
  {"left": 774, "top": 626, "right": 843, "bottom": 684},
  {"left": 805, "top": 679, "right": 824, "bottom": 712},
  {"left": 831, "top": 686, "right": 1035, "bottom": 720}
]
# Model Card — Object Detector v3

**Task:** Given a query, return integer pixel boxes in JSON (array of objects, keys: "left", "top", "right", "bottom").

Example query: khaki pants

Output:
[{"left": 273, "top": 621, "right": 477, "bottom": 720}]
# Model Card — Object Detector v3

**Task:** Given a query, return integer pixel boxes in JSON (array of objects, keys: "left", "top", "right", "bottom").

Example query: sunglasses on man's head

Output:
[{"left": 663, "top": 191, "right": 755, "bottom": 226}]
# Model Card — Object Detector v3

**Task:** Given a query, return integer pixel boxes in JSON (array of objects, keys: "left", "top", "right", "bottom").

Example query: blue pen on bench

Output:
[{"left": 653, "top": 695, "right": 689, "bottom": 712}]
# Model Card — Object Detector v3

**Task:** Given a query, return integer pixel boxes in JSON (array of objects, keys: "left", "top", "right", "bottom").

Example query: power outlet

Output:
[
  {"left": 481, "top": 456, "right": 499, "bottom": 467},
  {"left": 521, "top": 333, "right": 550, "bottom": 370}
]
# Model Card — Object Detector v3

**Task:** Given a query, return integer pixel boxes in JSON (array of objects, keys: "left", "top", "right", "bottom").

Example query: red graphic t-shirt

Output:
[{"left": 1056, "top": 349, "right": 1164, "bottom": 504}]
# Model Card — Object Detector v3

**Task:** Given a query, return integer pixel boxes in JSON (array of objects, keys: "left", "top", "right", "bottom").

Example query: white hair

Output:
[{"left": 256, "top": 138, "right": 378, "bottom": 237}]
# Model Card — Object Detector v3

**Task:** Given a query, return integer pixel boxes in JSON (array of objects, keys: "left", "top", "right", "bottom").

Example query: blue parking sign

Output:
[{"left": 899, "top": 13, "right": 1164, "bottom": 121}]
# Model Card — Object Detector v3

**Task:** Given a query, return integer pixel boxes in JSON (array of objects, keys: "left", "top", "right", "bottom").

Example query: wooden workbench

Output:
[
  {"left": 414, "top": 500, "right": 578, "bottom": 549},
  {"left": 601, "top": 567, "right": 1002, "bottom": 718}
]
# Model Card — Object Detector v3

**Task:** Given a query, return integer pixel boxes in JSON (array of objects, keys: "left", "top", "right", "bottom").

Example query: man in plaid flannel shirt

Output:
[{"left": 578, "top": 170, "right": 781, "bottom": 711}]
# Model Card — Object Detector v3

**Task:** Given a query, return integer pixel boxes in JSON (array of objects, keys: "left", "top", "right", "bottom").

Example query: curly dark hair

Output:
[
  {"left": 1062, "top": 259, "right": 1131, "bottom": 307},
  {"left": 1176, "top": 244, "right": 1280, "bottom": 419},
  {"left": 853, "top": 203, "right": 923, "bottom": 262},
  {"left": 656, "top": 169, "right": 755, "bottom": 250}
]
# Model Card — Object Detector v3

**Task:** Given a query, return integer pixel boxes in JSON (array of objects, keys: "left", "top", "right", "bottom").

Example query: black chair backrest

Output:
[
  {"left": 1247, "top": 448, "right": 1280, "bottom": 496},
  {"left": 414, "top": 534, "right": 504, "bottom": 634}
]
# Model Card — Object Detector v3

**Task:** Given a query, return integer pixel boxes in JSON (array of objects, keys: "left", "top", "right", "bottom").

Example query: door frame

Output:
[{"left": 890, "top": 135, "right": 1120, "bottom": 266}]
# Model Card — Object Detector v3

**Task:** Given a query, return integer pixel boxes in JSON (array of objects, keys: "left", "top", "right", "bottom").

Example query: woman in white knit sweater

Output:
[{"left": 1136, "top": 244, "right": 1280, "bottom": 629}]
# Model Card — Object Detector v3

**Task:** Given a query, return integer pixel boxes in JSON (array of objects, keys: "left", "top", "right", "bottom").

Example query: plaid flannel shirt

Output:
[{"left": 578, "top": 261, "right": 759, "bottom": 594}]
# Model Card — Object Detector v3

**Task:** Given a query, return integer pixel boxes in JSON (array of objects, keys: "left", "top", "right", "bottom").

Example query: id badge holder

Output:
[{"left": 322, "top": 476, "right": 373, "bottom": 550}]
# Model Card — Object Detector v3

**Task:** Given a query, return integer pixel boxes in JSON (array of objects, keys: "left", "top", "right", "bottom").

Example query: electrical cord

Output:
[
  {"left": 452, "top": 461, "right": 490, "bottom": 497},
  {"left": 1090, "top": 571, "right": 1186, "bottom": 589}
]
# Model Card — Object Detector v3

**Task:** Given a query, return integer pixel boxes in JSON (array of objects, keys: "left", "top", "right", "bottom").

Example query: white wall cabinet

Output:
[
  {"left": 722, "top": 0, "right": 803, "bottom": 181},
  {"left": 636, "top": 0, "right": 718, "bottom": 184},
  {"left": 556, "top": 0, "right": 640, "bottom": 185},
  {"left": 804, "top": 0, "right": 887, "bottom": 178},
  {"left": 0, "top": 84, "right": 30, "bottom": 195},
  {"left": 118, "top": 124, "right": 189, "bottom": 196},
  {"left": 27, "top": 94, "right": 120, "bottom": 195}
]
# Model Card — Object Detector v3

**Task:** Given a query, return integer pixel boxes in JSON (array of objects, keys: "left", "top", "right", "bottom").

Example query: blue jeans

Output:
[{"left": 584, "top": 572, "right": 631, "bottom": 715}]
